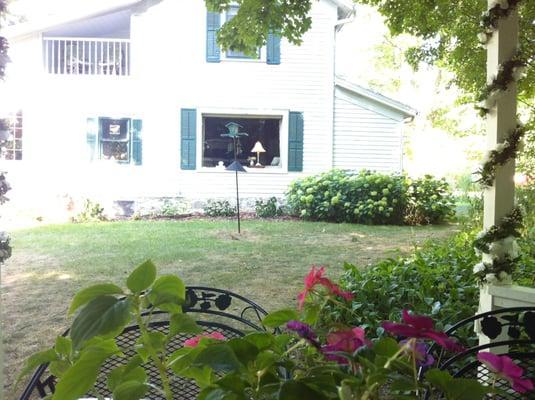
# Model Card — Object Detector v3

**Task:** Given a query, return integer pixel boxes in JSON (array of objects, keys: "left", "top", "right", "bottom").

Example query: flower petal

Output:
[
  {"left": 402, "top": 309, "right": 434, "bottom": 330},
  {"left": 511, "top": 378, "right": 534, "bottom": 394}
]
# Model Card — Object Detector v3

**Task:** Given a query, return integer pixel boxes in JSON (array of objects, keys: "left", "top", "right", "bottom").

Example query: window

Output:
[
  {"left": 224, "top": 6, "right": 261, "bottom": 60},
  {"left": 99, "top": 117, "right": 130, "bottom": 162},
  {"left": 202, "top": 116, "right": 281, "bottom": 168},
  {"left": 0, "top": 111, "right": 23, "bottom": 161}
]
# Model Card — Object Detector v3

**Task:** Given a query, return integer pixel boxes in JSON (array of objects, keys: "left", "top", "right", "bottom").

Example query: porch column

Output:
[{"left": 478, "top": 1, "right": 518, "bottom": 345}]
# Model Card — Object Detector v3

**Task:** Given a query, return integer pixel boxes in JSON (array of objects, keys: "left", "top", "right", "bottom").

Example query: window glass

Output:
[
  {"left": 99, "top": 117, "right": 130, "bottom": 161},
  {"left": 202, "top": 116, "right": 281, "bottom": 168},
  {"left": 225, "top": 6, "right": 260, "bottom": 59},
  {"left": 0, "top": 111, "right": 23, "bottom": 161}
]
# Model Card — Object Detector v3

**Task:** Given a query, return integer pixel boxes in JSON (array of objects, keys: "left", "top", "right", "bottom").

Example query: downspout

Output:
[{"left": 332, "top": 7, "right": 356, "bottom": 168}]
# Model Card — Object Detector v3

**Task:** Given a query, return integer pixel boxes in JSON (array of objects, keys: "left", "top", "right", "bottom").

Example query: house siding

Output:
[{"left": 333, "top": 87, "right": 404, "bottom": 173}]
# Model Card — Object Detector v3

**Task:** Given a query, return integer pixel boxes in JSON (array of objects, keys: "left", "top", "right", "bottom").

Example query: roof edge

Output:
[{"left": 335, "top": 76, "right": 417, "bottom": 118}]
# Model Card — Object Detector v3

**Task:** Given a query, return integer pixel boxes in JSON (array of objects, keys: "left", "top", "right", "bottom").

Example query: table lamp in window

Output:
[{"left": 251, "top": 141, "right": 266, "bottom": 167}]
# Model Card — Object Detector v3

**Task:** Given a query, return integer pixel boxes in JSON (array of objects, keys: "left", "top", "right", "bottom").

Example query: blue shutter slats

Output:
[
  {"left": 206, "top": 11, "right": 221, "bottom": 63},
  {"left": 181, "top": 109, "right": 197, "bottom": 170},
  {"left": 132, "top": 119, "right": 142, "bottom": 165},
  {"left": 86, "top": 117, "right": 97, "bottom": 161},
  {"left": 266, "top": 32, "right": 281, "bottom": 65},
  {"left": 288, "top": 112, "right": 304, "bottom": 172}
]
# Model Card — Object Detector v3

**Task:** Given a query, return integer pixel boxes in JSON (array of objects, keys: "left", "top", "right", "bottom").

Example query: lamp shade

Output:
[
  {"left": 251, "top": 141, "right": 266, "bottom": 153},
  {"left": 226, "top": 160, "right": 247, "bottom": 172}
]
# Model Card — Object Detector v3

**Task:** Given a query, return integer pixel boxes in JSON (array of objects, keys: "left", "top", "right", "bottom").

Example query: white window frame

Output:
[
  {"left": 196, "top": 107, "right": 289, "bottom": 174},
  {"left": 220, "top": 6, "right": 266, "bottom": 63}
]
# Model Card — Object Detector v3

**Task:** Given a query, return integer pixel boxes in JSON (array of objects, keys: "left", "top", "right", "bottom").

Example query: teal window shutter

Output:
[
  {"left": 206, "top": 11, "right": 221, "bottom": 62},
  {"left": 86, "top": 117, "right": 97, "bottom": 161},
  {"left": 266, "top": 32, "right": 281, "bottom": 65},
  {"left": 181, "top": 109, "right": 196, "bottom": 170},
  {"left": 132, "top": 119, "right": 142, "bottom": 165},
  {"left": 288, "top": 112, "right": 304, "bottom": 172}
]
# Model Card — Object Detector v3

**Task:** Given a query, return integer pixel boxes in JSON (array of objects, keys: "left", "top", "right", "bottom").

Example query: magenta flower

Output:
[
  {"left": 183, "top": 332, "right": 225, "bottom": 348},
  {"left": 322, "top": 327, "right": 371, "bottom": 364},
  {"left": 287, "top": 320, "right": 320, "bottom": 348},
  {"left": 382, "top": 310, "right": 464, "bottom": 352},
  {"left": 477, "top": 352, "right": 534, "bottom": 393},
  {"left": 297, "top": 266, "right": 353, "bottom": 309}
]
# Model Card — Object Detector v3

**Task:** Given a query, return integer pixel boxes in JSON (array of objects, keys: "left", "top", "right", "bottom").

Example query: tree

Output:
[{"left": 206, "top": 0, "right": 535, "bottom": 174}]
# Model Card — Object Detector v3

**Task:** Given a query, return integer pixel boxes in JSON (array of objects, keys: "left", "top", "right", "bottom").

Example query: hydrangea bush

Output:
[{"left": 18, "top": 262, "right": 533, "bottom": 399}]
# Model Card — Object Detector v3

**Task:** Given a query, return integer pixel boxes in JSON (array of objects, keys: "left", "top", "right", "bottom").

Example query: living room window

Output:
[{"left": 202, "top": 116, "right": 281, "bottom": 168}]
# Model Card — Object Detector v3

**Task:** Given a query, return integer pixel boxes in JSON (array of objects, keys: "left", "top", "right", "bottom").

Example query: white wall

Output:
[
  {"left": 1, "top": 0, "right": 339, "bottom": 205},
  {"left": 333, "top": 87, "right": 404, "bottom": 173}
]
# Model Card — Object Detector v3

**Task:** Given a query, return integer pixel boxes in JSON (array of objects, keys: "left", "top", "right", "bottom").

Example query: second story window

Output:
[{"left": 224, "top": 6, "right": 260, "bottom": 60}]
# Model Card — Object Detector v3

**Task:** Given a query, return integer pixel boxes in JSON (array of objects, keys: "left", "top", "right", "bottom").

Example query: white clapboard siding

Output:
[{"left": 333, "top": 87, "right": 404, "bottom": 173}]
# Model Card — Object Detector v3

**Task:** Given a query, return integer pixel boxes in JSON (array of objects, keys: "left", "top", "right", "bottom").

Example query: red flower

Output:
[
  {"left": 322, "top": 327, "right": 371, "bottom": 364},
  {"left": 183, "top": 332, "right": 225, "bottom": 348},
  {"left": 382, "top": 310, "right": 463, "bottom": 352},
  {"left": 477, "top": 352, "right": 534, "bottom": 393},
  {"left": 297, "top": 266, "right": 353, "bottom": 309}
]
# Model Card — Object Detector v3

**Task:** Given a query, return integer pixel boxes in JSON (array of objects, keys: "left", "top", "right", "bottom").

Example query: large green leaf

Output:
[
  {"left": 126, "top": 260, "right": 157, "bottom": 293},
  {"left": 54, "top": 337, "right": 72, "bottom": 357},
  {"left": 68, "top": 283, "right": 124, "bottom": 315},
  {"left": 148, "top": 275, "right": 185, "bottom": 307},
  {"left": 107, "top": 364, "right": 147, "bottom": 392},
  {"left": 112, "top": 380, "right": 150, "bottom": 400},
  {"left": 278, "top": 381, "right": 327, "bottom": 399},
  {"left": 193, "top": 344, "right": 243, "bottom": 372},
  {"left": 70, "top": 296, "right": 132, "bottom": 349},
  {"left": 262, "top": 309, "right": 299, "bottom": 328},
  {"left": 169, "top": 313, "right": 202, "bottom": 337},
  {"left": 52, "top": 339, "right": 121, "bottom": 400},
  {"left": 16, "top": 349, "right": 59, "bottom": 386}
]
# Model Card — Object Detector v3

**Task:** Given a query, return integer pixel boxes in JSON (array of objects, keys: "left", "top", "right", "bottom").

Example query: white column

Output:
[{"left": 478, "top": 2, "right": 518, "bottom": 347}]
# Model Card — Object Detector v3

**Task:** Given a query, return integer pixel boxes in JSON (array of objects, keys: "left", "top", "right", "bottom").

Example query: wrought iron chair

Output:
[
  {"left": 19, "top": 286, "right": 269, "bottom": 400},
  {"left": 421, "top": 306, "right": 535, "bottom": 399}
]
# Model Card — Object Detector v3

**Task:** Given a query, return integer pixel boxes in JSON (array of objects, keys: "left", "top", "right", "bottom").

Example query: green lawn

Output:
[{"left": 1, "top": 219, "right": 456, "bottom": 397}]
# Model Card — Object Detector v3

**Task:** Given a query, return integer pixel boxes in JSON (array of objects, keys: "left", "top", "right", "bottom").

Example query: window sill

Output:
[
  {"left": 220, "top": 58, "right": 265, "bottom": 63},
  {"left": 197, "top": 166, "right": 287, "bottom": 174}
]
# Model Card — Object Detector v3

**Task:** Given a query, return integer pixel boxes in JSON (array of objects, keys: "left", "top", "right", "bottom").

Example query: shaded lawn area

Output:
[{"left": 1, "top": 219, "right": 456, "bottom": 397}]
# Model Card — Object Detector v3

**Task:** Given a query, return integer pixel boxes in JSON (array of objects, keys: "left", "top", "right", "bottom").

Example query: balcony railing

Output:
[{"left": 43, "top": 37, "right": 130, "bottom": 76}]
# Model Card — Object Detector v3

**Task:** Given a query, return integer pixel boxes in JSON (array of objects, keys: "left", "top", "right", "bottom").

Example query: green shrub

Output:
[
  {"left": 203, "top": 199, "right": 236, "bottom": 217},
  {"left": 157, "top": 199, "right": 188, "bottom": 217},
  {"left": 255, "top": 197, "right": 284, "bottom": 218},
  {"left": 286, "top": 169, "right": 454, "bottom": 225},
  {"left": 332, "top": 227, "right": 535, "bottom": 339},
  {"left": 73, "top": 199, "right": 107, "bottom": 223},
  {"left": 404, "top": 175, "right": 456, "bottom": 225}
]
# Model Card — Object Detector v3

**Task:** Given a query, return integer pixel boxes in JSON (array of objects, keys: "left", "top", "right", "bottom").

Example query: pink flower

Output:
[
  {"left": 297, "top": 266, "right": 353, "bottom": 309},
  {"left": 322, "top": 327, "right": 371, "bottom": 364},
  {"left": 183, "top": 332, "right": 226, "bottom": 348},
  {"left": 477, "top": 352, "right": 534, "bottom": 393},
  {"left": 382, "top": 310, "right": 464, "bottom": 352}
]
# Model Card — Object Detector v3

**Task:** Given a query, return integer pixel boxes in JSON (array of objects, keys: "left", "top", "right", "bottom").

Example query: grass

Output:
[{"left": 1, "top": 219, "right": 457, "bottom": 397}]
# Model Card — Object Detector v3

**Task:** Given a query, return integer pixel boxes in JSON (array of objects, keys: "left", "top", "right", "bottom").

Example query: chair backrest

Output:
[
  {"left": 19, "top": 286, "right": 269, "bottom": 400},
  {"left": 422, "top": 306, "right": 535, "bottom": 399}
]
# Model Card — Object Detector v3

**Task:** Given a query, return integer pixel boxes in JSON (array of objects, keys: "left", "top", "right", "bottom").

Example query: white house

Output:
[{"left": 0, "top": 0, "right": 415, "bottom": 216}]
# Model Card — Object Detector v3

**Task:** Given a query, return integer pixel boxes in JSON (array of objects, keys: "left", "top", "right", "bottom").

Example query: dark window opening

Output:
[
  {"left": 99, "top": 117, "right": 130, "bottom": 162},
  {"left": 202, "top": 116, "right": 281, "bottom": 168}
]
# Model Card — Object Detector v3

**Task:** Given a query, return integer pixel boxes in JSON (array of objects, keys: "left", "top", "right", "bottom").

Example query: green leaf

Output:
[
  {"left": 70, "top": 296, "right": 132, "bottom": 349},
  {"left": 126, "top": 260, "right": 157, "bottom": 293},
  {"left": 168, "top": 347, "right": 202, "bottom": 374},
  {"left": 373, "top": 338, "right": 401, "bottom": 357},
  {"left": 181, "top": 366, "right": 213, "bottom": 388},
  {"left": 53, "top": 339, "right": 121, "bottom": 400},
  {"left": 49, "top": 360, "right": 71, "bottom": 378},
  {"left": 244, "top": 332, "right": 274, "bottom": 351},
  {"left": 68, "top": 283, "right": 124, "bottom": 315},
  {"left": 148, "top": 275, "right": 185, "bottom": 307},
  {"left": 193, "top": 344, "right": 243, "bottom": 372},
  {"left": 278, "top": 381, "right": 326, "bottom": 400},
  {"left": 169, "top": 313, "right": 202, "bottom": 337},
  {"left": 107, "top": 365, "right": 147, "bottom": 392},
  {"left": 303, "top": 303, "right": 321, "bottom": 325},
  {"left": 113, "top": 380, "right": 150, "bottom": 400},
  {"left": 425, "top": 369, "right": 453, "bottom": 392},
  {"left": 142, "top": 331, "right": 167, "bottom": 353},
  {"left": 54, "top": 337, "right": 72, "bottom": 357},
  {"left": 16, "top": 349, "right": 59, "bottom": 386},
  {"left": 227, "top": 338, "right": 259, "bottom": 364},
  {"left": 443, "top": 378, "right": 495, "bottom": 400},
  {"left": 262, "top": 309, "right": 299, "bottom": 328}
]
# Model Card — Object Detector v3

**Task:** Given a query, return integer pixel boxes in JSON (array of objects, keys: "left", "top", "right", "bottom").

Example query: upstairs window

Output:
[
  {"left": 0, "top": 111, "right": 23, "bottom": 161},
  {"left": 224, "top": 6, "right": 261, "bottom": 60}
]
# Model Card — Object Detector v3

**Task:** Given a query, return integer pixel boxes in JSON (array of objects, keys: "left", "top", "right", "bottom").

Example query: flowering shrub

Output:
[
  {"left": 286, "top": 169, "right": 455, "bottom": 225},
  {"left": 18, "top": 262, "right": 533, "bottom": 399}
]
